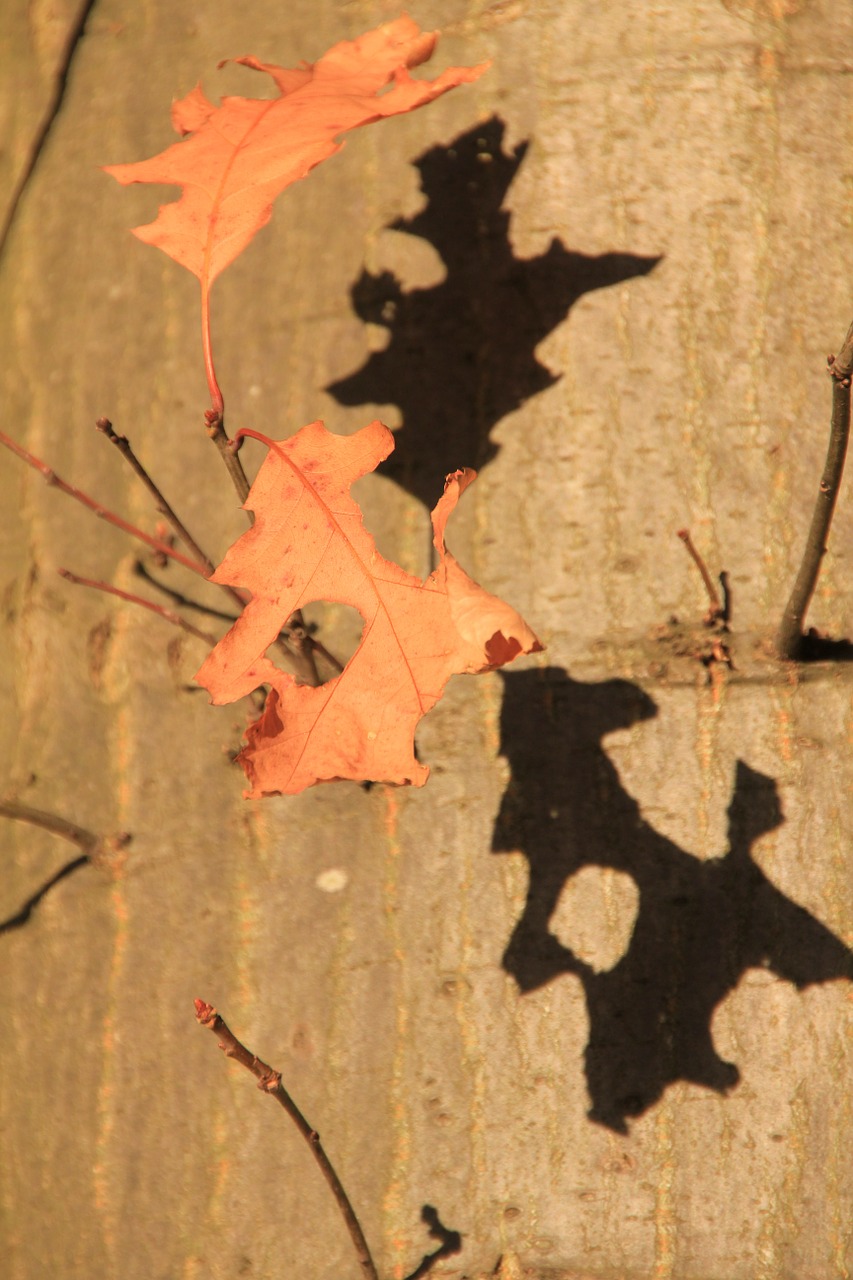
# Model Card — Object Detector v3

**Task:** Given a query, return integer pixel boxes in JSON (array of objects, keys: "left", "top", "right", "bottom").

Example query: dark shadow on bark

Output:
[
  {"left": 492, "top": 667, "right": 853, "bottom": 1133},
  {"left": 402, "top": 1204, "right": 463, "bottom": 1280},
  {"left": 0, "top": 854, "right": 88, "bottom": 934},
  {"left": 327, "top": 117, "right": 661, "bottom": 509}
]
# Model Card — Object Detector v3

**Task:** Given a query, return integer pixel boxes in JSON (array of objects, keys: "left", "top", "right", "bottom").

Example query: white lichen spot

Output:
[{"left": 316, "top": 868, "right": 348, "bottom": 893}]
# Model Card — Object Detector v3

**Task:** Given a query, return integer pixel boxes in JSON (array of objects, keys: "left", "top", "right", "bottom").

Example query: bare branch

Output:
[
  {"left": 195, "top": 1000, "right": 378, "bottom": 1280},
  {"left": 777, "top": 317, "right": 853, "bottom": 659},
  {"left": 204, "top": 410, "right": 251, "bottom": 505}
]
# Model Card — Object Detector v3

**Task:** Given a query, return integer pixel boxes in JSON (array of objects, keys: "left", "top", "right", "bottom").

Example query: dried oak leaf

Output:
[
  {"left": 194, "top": 420, "right": 542, "bottom": 795},
  {"left": 103, "top": 17, "right": 488, "bottom": 285}
]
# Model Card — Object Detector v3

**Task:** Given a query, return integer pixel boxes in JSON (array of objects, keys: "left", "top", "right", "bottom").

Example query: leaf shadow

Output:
[
  {"left": 326, "top": 116, "right": 661, "bottom": 509},
  {"left": 492, "top": 666, "right": 853, "bottom": 1133}
]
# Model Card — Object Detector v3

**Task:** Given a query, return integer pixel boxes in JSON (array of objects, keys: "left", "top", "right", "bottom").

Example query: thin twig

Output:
[
  {"left": 0, "top": 429, "right": 209, "bottom": 577},
  {"left": 0, "top": 800, "right": 126, "bottom": 855},
  {"left": 58, "top": 569, "right": 218, "bottom": 646},
  {"left": 94, "top": 418, "right": 255, "bottom": 619},
  {"left": 677, "top": 528, "right": 723, "bottom": 621},
  {"left": 195, "top": 1000, "right": 378, "bottom": 1280},
  {"left": 777, "top": 318, "right": 853, "bottom": 659},
  {"left": 310, "top": 637, "right": 345, "bottom": 677},
  {"left": 2, "top": 427, "right": 328, "bottom": 685},
  {"left": 95, "top": 418, "right": 215, "bottom": 572}
]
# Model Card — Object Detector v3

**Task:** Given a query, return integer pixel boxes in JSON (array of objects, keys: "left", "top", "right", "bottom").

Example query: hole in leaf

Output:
[{"left": 264, "top": 601, "right": 365, "bottom": 682}]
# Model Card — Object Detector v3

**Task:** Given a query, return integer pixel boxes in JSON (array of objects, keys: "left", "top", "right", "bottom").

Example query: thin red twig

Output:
[
  {"left": 58, "top": 569, "right": 218, "bottom": 645},
  {"left": 0, "top": 429, "right": 209, "bottom": 578},
  {"left": 677, "top": 528, "right": 723, "bottom": 621}
]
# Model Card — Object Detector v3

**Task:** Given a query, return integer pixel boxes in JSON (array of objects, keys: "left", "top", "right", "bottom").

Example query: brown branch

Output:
[
  {"left": 195, "top": 1000, "right": 378, "bottom": 1280},
  {"left": 204, "top": 410, "right": 251, "bottom": 506},
  {"left": 309, "top": 637, "right": 345, "bottom": 677},
  {"left": 0, "top": 800, "right": 129, "bottom": 856},
  {"left": 58, "top": 569, "right": 218, "bottom": 646},
  {"left": 0, "top": 429, "right": 209, "bottom": 577},
  {"left": 2, "top": 427, "right": 329, "bottom": 685},
  {"left": 676, "top": 528, "right": 723, "bottom": 622},
  {"left": 777, "top": 318, "right": 853, "bottom": 659}
]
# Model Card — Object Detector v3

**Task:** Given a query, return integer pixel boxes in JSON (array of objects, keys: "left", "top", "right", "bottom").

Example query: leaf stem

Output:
[
  {"left": 777, "top": 317, "right": 853, "bottom": 659},
  {"left": 195, "top": 1000, "right": 378, "bottom": 1280},
  {"left": 0, "top": 429, "right": 209, "bottom": 577},
  {"left": 201, "top": 280, "right": 225, "bottom": 417}
]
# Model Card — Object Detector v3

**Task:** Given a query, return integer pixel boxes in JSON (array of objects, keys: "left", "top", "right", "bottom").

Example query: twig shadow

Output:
[
  {"left": 402, "top": 1204, "right": 463, "bottom": 1280},
  {"left": 0, "top": 854, "right": 89, "bottom": 934}
]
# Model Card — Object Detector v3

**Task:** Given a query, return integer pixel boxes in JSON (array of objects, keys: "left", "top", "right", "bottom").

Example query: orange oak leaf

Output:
[
  {"left": 194, "top": 421, "right": 542, "bottom": 796},
  {"left": 103, "top": 17, "right": 487, "bottom": 411}
]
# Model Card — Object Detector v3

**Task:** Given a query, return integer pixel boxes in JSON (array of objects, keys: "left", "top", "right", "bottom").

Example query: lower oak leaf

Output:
[{"left": 195, "top": 419, "right": 542, "bottom": 795}]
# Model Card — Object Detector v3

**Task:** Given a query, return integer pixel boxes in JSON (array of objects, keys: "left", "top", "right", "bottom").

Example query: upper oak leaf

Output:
[
  {"left": 103, "top": 16, "right": 488, "bottom": 286},
  {"left": 194, "top": 420, "right": 542, "bottom": 796}
]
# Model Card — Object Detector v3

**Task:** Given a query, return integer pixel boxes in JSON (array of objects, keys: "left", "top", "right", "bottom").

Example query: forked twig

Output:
[
  {"left": 195, "top": 1000, "right": 378, "bottom": 1280},
  {"left": 777, "top": 317, "right": 853, "bottom": 659}
]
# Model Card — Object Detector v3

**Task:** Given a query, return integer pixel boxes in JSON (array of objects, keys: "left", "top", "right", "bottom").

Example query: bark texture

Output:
[{"left": 1, "top": 2, "right": 852, "bottom": 1278}]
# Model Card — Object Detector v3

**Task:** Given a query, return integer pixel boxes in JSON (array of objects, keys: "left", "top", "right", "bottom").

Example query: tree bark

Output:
[{"left": 1, "top": 3, "right": 852, "bottom": 1278}]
